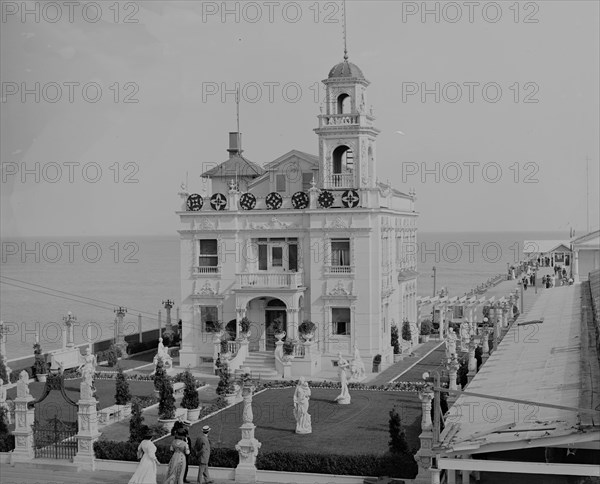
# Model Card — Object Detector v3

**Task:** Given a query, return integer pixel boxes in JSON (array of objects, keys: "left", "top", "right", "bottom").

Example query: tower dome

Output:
[{"left": 328, "top": 60, "right": 365, "bottom": 80}]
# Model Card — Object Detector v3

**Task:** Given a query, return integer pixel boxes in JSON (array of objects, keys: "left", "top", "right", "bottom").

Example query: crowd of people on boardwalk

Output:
[
  {"left": 128, "top": 422, "right": 213, "bottom": 484},
  {"left": 517, "top": 255, "right": 574, "bottom": 291}
]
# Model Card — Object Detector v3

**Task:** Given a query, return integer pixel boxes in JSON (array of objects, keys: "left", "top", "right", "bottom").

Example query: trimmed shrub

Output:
[
  {"left": 0, "top": 407, "right": 9, "bottom": 435},
  {"left": 391, "top": 325, "right": 400, "bottom": 354},
  {"left": 180, "top": 370, "right": 200, "bottom": 410},
  {"left": 115, "top": 366, "right": 131, "bottom": 405},
  {"left": 0, "top": 433, "right": 15, "bottom": 452},
  {"left": 0, "top": 360, "right": 8, "bottom": 383},
  {"left": 153, "top": 360, "right": 168, "bottom": 391},
  {"left": 128, "top": 398, "right": 149, "bottom": 444},
  {"left": 388, "top": 406, "right": 409, "bottom": 455},
  {"left": 420, "top": 320, "right": 432, "bottom": 335},
  {"left": 158, "top": 379, "right": 176, "bottom": 420},
  {"left": 401, "top": 320, "right": 412, "bottom": 342},
  {"left": 298, "top": 320, "right": 316, "bottom": 335}
]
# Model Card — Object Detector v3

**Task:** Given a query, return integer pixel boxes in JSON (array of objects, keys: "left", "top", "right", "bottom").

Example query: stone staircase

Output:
[{"left": 234, "top": 351, "right": 280, "bottom": 380}]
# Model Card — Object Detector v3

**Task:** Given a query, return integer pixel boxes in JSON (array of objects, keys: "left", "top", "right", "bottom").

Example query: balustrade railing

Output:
[
  {"left": 237, "top": 271, "right": 303, "bottom": 288},
  {"left": 227, "top": 340, "right": 240, "bottom": 355},
  {"left": 325, "top": 173, "right": 355, "bottom": 189},
  {"left": 193, "top": 266, "right": 219, "bottom": 275},
  {"left": 325, "top": 265, "right": 354, "bottom": 275},
  {"left": 293, "top": 343, "right": 305, "bottom": 357}
]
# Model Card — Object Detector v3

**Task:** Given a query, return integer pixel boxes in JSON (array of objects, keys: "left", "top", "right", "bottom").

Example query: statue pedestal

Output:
[
  {"left": 49, "top": 347, "right": 81, "bottom": 370},
  {"left": 235, "top": 423, "right": 261, "bottom": 483},
  {"left": 74, "top": 383, "right": 101, "bottom": 470},
  {"left": 290, "top": 342, "right": 321, "bottom": 377},
  {"left": 11, "top": 396, "right": 35, "bottom": 463}
]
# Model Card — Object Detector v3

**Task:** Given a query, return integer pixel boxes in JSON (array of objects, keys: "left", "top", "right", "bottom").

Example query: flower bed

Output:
[{"left": 256, "top": 379, "right": 426, "bottom": 393}]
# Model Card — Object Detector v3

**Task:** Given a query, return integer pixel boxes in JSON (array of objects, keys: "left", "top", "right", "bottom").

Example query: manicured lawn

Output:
[{"left": 170, "top": 388, "right": 421, "bottom": 456}]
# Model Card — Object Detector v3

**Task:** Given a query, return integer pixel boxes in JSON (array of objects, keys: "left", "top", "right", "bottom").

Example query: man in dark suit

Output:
[{"left": 196, "top": 425, "right": 213, "bottom": 484}]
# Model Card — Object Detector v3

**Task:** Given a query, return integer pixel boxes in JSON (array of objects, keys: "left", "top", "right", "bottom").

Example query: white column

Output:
[
  {"left": 573, "top": 249, "right": 580, "bottom": 282},
  {"left": 74, "top": 381, "right": 101, "bottom": 470}
]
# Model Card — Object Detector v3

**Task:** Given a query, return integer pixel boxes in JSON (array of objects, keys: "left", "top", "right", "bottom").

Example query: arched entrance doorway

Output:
[{"left": 265, "top": 298, "right": 287, "bottom": 351}]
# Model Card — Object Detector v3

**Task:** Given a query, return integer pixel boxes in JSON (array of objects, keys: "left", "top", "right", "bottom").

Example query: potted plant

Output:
[
  {"left": 420, "top": 320, "right": 432, "bottom": 343},
  {"left": 372, "top": 354, "right": 382, "bottom": 373},
  {"left": 239, "top": 317, "right": 251, "bottom": 340},
  {"left": 115, "top": 366, "right": 132, "bottom": 417},
  {"left": 180, "top": 369, "right": 201, "bottom": 421},
  {"left": 273, "top": 319, "right": 285, "bottom": 341},
  {"left": 32, "top": 343, "right": 48, "bottom": 382},
  {"left": 216, "top": 367, "right": 238, "bottom": 405},
  {"left": 298, "top": 320, "right": 316, "bottom": 342},
  {"left": 219, "top": 333, "right": 231, "bottom": 359},
  {"left": 282, "top": 339, "right": 295, "bottom": 360},
  {"left": 157, "top": 379, "right": 177, "bottom": 432}
]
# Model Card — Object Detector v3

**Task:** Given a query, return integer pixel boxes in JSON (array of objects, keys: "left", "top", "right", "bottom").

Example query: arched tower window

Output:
[
  {"left": 332, "top": 146, "right": 354, "bottom": 174},
  {"left": 336, "top": 93, "right": 351, "bottom": 114}
]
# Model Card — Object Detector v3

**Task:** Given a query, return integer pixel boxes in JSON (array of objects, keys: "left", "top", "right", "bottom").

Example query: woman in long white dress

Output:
[{"left": 128, "top": 432, "right": 159, "bottom": 484}]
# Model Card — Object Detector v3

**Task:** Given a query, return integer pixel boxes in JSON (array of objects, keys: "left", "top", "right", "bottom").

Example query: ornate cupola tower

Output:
[{"left": 314, "top": 50, "right": 381, "bottom": 205}]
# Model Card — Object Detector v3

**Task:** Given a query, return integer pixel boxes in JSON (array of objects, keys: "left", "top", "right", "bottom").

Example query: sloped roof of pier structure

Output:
[
  {"left": 201, "top": 154, "right": 265, "bottom": 178},
  {"left": 247, "top": 150, "right": 319, "bottom": 188},
  {"left": 523, "top": 240, "right": 570, "bottom": 254},
  {"left": 571, "top": 229, "right": 600, "bottom": 250},
  {"left": 437, "top": 284, "right": 600, "bottom": 456}
]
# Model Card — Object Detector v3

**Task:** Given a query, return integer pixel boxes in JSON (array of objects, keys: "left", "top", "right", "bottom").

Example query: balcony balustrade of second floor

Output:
[{"left": 237, "top": 271, "right": 304, "bottom": 289}]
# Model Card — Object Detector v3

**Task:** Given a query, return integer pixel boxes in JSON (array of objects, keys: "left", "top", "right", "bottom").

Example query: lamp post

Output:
[
  {"left": 162, "top": 299, "right": 175, "bottom": 338},
  {"left": 63, "top": 311, "right": 77, "bottom": 348},
  {"left": 114, "top": 307, "right": 128, "bottom": 356}
]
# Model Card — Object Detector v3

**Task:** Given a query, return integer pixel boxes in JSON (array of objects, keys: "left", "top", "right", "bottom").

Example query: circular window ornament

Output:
[
  {"left": 210, "top": 193, "right": 228, "bottom": 211},
  {"left": 186, "top": 194, "right": 203, "bottom": 211},
  {"left": 239, "top": 192, "right": 256, "bottom": 210},
  {"left": 318, "top": 190, "right": 334, "bottom": 208},
  {"left": 341, "top": 190, "right": 360, "bottom": 208},
  {"left": 266, "top": 192, "right": 283, "bottom": 210},
  {"left": 291, "top": 191, "right": 309, "bottom": 209}
]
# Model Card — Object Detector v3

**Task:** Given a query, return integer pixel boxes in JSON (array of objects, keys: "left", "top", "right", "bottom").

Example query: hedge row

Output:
[
  {"left": 93, "top": 440, "right": 417, "bottom": 478},
  {"left": 0, "top": 434, "right": 15, "bottom": 452}
]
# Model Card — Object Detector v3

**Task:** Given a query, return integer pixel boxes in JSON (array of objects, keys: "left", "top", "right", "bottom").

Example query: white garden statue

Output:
[
  {"left": 16, "top": 370, "right": 31, "bottom": 398},
  {"left": 446, "top": 328, "right": 458, "bottom": 357},
  {"left": 334, "top": 353, "right": 351, "bottom": 405},
  {"left": 78, "top": 347, "right": 97, "bottom": 391},
  {"left": 349, "top": 344, "right": 366, "bottom": 382},
  {"left": 153, "top": 338, "right": 173, "bottom": 369},
  {"left": 293, "top": 377, "right": 312, "bottom": 434}
]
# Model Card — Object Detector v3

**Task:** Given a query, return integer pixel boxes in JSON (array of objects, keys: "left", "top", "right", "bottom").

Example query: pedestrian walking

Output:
[{"left": 196, "top": 425, "right": 213, "bottom": 484}]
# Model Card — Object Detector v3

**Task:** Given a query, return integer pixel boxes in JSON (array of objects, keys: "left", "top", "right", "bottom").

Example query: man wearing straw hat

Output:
[{"left": 196, "top": 425, "right": 213, "bottom": 484}]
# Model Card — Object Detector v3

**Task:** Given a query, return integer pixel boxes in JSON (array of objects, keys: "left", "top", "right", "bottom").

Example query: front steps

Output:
[{"left": 235, "top": 351, "right": 280, "bottom": 380}]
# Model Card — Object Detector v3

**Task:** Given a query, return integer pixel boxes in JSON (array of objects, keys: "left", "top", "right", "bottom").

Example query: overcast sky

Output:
[{"left": 1, "top": 0, "right": 598, "bottom": 236}]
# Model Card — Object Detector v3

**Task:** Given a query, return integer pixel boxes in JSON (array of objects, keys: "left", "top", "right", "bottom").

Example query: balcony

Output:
[
  {"left": 192, "top": 266, "right": 220, "bottom": 276},
  {"left": 325, "top": 173, "right": 355, "bottom": 189},
  {"left": 324, "top": 265, "right": 354, "bottom": 275},
  {"left": 318, "top": 114, "right": 360, "bottom": 128},
  {"left": 237, "top": 271, "right": 304, "bottom": 289}
]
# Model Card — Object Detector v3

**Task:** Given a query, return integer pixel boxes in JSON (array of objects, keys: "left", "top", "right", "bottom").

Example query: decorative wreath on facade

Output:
[
  {"left": 266, "top": 192, "right": 283, "bottom": 210},
  {"left": 186, "top": 194, "right": 203, "bottom": 211},
  {"left": 239, "top": 192, "right": 256, "bottom": 210},
  {"left": 210, "top": 193, "right": 227, "bottom": 211},
  {"left": 318, "top": 190, "right": 334, "bottom": 208},
  {"left": 291, "top": 191, "right": 309, "bottom": 209},
  {"left": 341, "top": 190, "right": 360, "bottom": 208}
]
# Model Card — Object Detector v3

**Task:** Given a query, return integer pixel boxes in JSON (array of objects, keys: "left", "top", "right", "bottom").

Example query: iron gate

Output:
[{"left": 31, "top": 371, "right": 78, "bottom": 459}]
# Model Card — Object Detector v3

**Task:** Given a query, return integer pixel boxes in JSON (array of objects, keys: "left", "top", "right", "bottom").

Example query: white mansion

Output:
[{"left": 178, "top": 55, "right": 418, "bottom": 376}]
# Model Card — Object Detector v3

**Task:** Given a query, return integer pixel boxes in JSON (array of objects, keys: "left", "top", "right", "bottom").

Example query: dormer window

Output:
[{"left": 337, "top": 93, "right": 351, "bottom": 114}]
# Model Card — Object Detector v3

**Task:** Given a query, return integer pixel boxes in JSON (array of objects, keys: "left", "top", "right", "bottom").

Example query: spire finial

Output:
[{"left": 342, "top": 0, "right": 348, "bottom": 61}]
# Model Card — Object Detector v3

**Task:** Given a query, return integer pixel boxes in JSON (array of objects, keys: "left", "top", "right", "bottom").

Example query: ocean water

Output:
[{"left": 0, "top": 231, "right": 567, "bottom": 360}]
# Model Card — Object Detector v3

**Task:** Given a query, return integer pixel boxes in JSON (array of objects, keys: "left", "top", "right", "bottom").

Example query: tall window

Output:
[
  {"left": 257, "top": 238, "right": 298, "bottom": 271},
  {"left": 453, "top": 306, "right": 464, "bottom": 319},
  {"left": 332, "top": 307, "right": 351, "bottom": 335},
  {"left": 331, "top": 239, "right": 350, "bottom": 267},
  {"left": 276, "top": 174, "right": 286, "bottom": 192},
  {"left": 198, "top": 240, "right": 218, "bottom": 269},
  {"left": 302, "top": 172, "right": 313, "bottom": 191},
  {"left": 201, "top": 306, "right": 218, "bottom": 332}
]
